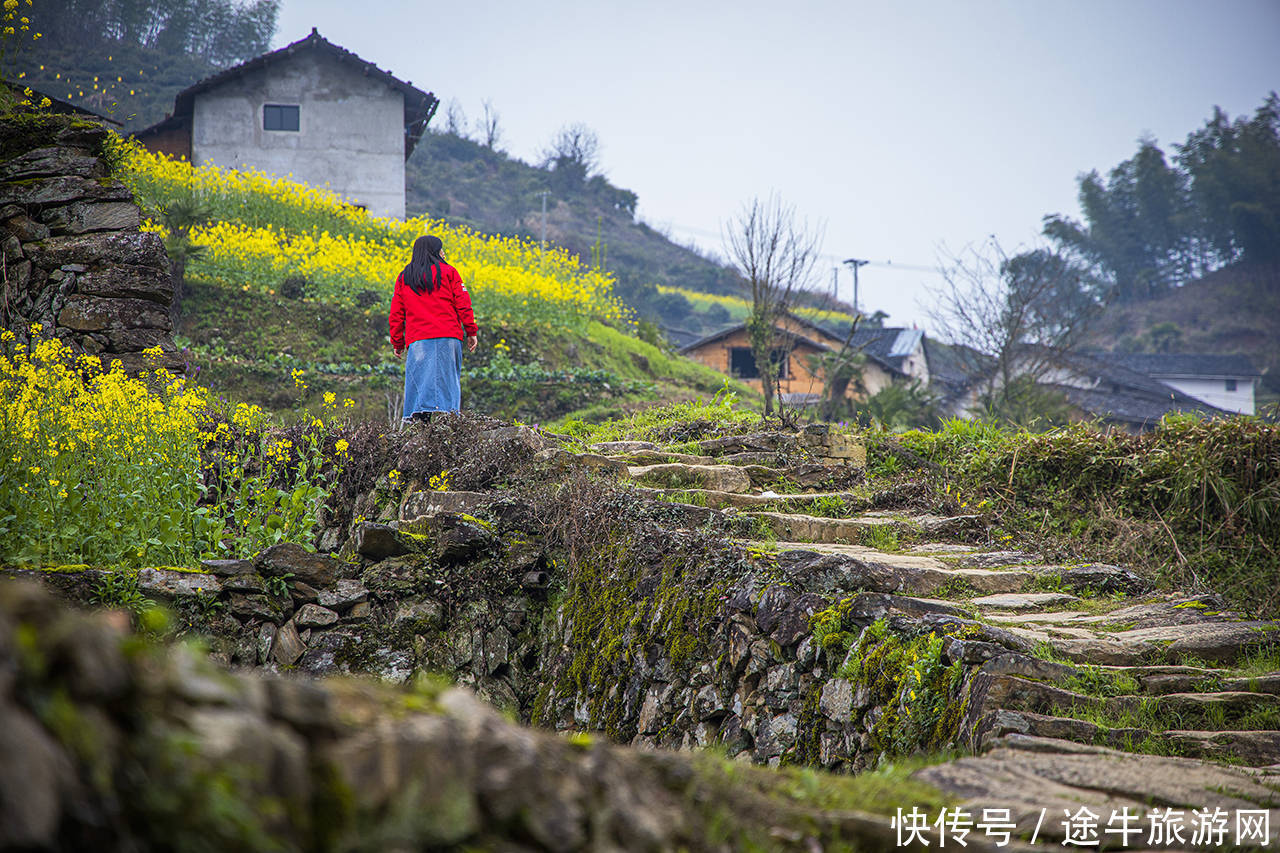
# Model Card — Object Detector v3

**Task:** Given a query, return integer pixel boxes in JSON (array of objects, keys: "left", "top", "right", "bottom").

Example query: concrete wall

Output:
[
  {"left": 191, "top": 51, "right": 406, "bottom": 219},
  {"left": 896, "top": 340, "right": 930, "bottom": 384},
  {"left": 1159, "top": 376, "right": 1256, "bottom": 415}
]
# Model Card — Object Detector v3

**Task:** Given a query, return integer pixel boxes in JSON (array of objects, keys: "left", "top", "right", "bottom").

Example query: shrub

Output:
[{"left": 901, "top": 415, "right": 1280, "bottom": 615}]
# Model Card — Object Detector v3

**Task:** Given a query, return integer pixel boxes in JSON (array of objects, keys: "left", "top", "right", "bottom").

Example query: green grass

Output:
[
  {"left": 179, "top": 279, "right": 759, "bottom": 425},
  {"left": 898, "top": 416, "right": 1280, "bottom": 620},
  {"left": 807, "top": 494, "right": 850, "bottom": 518},
  {"left": 748, "top": 516, "right": 778, "bottom": 544},
  {"left": 1063, "top": 665, "right": 1140, "bottom": 698},
  {"left": 860, "top": 524, "right": 901, "bottom": 552},
  {"left": 557, "top": 384, "right": 762, "bottom": 445},
  {"left": 1233, "top": 644, "right": 1280, "bottom": 678},
  {"left": 725, "top": 751, "right": 955, "bottom": 815}
]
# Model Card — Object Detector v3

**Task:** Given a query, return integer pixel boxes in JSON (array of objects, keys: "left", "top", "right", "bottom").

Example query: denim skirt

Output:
[{"left": 403, "top": 337, "right": 461, "bottom": 418}]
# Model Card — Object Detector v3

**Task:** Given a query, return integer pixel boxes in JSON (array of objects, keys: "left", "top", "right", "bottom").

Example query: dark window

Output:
[
  {"left": 1225, "top": 379, "right": 1238, "bottom": 392},
  {"left": 263, "top": 104, "right": 299, "bottom": 131},
  {"left": 729, "top": 346, "right": 789, "bottom": 379},
  {"left": 730, "top": 347, "right": 756, "bottom": 378}
]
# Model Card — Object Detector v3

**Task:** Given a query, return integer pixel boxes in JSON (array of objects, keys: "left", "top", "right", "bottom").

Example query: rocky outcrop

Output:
[{"left": 0, "top": 114, "right": 180, "bottom": 373}]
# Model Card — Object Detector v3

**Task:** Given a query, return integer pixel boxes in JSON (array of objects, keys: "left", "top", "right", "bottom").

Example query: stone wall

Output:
[
  {"left": 0, "top": 580, "right": 919, "bottom": 852},
  {"left": 8, "top": 419, "right": 1272, "bottom": 782},
  {"left": 0, "top": 114, "right": 181, "bottom": 373}
]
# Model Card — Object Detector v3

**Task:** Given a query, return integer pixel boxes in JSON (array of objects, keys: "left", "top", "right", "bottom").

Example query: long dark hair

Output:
[{"left": 401, "top": 234, "right": 445, "bottom": 294}]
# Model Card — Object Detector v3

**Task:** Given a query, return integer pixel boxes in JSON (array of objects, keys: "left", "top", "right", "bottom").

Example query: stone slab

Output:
[{"left": 972, "top": 592, "right": 1079, "bottom": 611}]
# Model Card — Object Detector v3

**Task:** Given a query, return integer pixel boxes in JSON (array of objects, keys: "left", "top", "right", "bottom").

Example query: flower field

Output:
[
  {"left": 0, "top": 330, "right": 345, "bottom": 568},
  {"left": 118, "top": 142, "right": 628, "bottom": 329}
]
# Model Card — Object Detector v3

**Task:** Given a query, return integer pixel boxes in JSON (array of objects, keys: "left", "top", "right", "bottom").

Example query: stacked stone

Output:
[
  {"left": 0, "top": 116, "right": 181, "bottom": 373},
  {"left": 0, "top": 581, "right": 918, "bottom": 852}
]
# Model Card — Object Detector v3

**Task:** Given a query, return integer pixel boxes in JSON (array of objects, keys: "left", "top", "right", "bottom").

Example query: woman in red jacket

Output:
[{"left": 389, "top": 235, "right": 478, "bottom": 421}]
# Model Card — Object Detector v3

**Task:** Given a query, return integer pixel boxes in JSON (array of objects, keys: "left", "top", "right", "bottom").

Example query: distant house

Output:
[
  {"left": 678, "top": 313, "right": 929, "bottom": 406},
  {"left": 133, "top": 29, "right": 438, "bottom": 219},
  {"left": 1026, "top": 349, "right": 1234, "bottom": 431},
  {"left": 1106, "top": 353, "right": 1262, "bottom": 415}
]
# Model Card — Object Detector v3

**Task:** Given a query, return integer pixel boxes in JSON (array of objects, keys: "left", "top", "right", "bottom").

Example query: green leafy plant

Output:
[
  {"left": 861, "top": 524, "right": 900, "bottom": 552},
  {"left": 89, "top": 571, "right": 155, "bottom": 616},
  {"left": 263, "top": 572, "right": 293, "bottom": 599},
  {"left": 809, "top": 494, "right": 848, "bottom": 518}
]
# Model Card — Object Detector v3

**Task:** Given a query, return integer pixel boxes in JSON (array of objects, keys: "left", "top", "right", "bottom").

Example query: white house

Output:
[
  {"left": 1108, "top": 354, "right": 1262, "bottom": 415},
  {"left": 135, "top": 30, "right": 437, "bottom": 219}
]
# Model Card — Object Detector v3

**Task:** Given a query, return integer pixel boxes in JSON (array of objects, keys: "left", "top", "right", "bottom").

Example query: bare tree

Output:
[
  {"left": 541, "top": 122, "right": 601, "bottom": 180},
  {"left": 476, "top": 99, "right": 503, "bottom": 149},
  {"left": 723, "top": 195, "right": 822, "bottom": 416},
  {"left": 444, "top": 98, "right": 469, "bottom": 138},
  {"left": 927, "top": 239, "right": 1102, "bottom": 423},
  {"left": 809, "top": 319, "right": 867, "bottom": 421}
]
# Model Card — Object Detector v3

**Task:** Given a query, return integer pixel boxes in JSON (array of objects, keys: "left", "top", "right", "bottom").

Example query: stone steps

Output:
[
  {"left": 627, "top": 463, "right": 754, "bottom": 493},
  {"left": 999, "top": 619, "right": 1280, "bottom": 666},
  {"left": 611, "top": 449, "right": 782, "bottom": 468},
  {"left": 970, "top": 709, "right": 1280, "bottom": 766},
  {"left": 743, "top": 510, "right": 983, "bottom": 546},
  {"left": 1135, "top": 690, "right": 1280, "bottom": 727},
  {"left": 694, "top": 427, "right": 867, "bottom": 467},
  {"left": 958, "top": 650, "right": 1280, "bottom": 766},
  {"left": 639, "top": 487, "right": 866, "bottom": 512},
  {"left": 917, "top": 735, "right": 1280, "bottom": 845},
  {"left": 745, "top": 511, "right": 906, "bottom": 544},
  {"left": 1163, "top": 729, "right": 1280, "bottom": 766},
  {"left": 774, "top": 543, "right": 1034, "bottom": 596},
  {"left": 972, "top": 670, "right": 1280, "bottom": 727},
  {"left": 971, "top": 592, "right": 1080, "bottom": 611}
]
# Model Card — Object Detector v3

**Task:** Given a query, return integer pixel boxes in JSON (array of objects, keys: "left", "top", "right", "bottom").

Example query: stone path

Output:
[
  {"left": 11, "top": 421, "right": 1279, "bottom": 849},
  {"left": 597, "top": 428, "right": 1280, "bottom": 846}
]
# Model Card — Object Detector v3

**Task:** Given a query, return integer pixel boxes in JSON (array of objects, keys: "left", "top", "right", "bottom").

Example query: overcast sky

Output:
[{"left": 276, "top": 0, "right": 1278, "bottom": 330}]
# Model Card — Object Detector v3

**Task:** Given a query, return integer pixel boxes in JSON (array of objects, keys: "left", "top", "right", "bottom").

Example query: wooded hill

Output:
[
  {"left": 1084, "top": 261, "right": 1280, "bottom": 405},
  {"left": 405, "top": 129, "right": 750, "bottom": 339}
]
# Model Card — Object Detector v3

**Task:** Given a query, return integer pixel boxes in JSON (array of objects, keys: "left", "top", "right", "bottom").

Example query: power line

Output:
[
  {"left": 858, "top": 259, "right": 942, "bottom": 275},
  {"left": 654, "top": 219, "right": 942, "bottom": 275}
]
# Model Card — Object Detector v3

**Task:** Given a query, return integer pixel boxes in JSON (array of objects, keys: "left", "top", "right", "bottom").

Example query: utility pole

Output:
[
  {"left": 537, "top": 191, "right": 550, "bottom": 269},
  {"left": 831, "top": 266, "right": 839, "bottom": 300},
  {"left": 843, "top": 258, "right": 868, "bottom": 316}
]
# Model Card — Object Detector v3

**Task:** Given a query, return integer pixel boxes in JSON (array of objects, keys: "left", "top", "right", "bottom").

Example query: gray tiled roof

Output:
[
  {"left": 1040, "top": 349, "right": 1231, "bottom": 427},
  {"left": 135, "top": 29, "right": 439, "bottom": 159},
  {"left": 1104, "top": 353, "right": 1261, "bottom": 379}
]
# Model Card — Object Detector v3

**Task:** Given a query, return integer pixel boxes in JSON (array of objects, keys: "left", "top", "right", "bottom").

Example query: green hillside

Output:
[
  {"left": 176, "top": 280, "right": 752, "bottom": 427},
  {"left": 112, "top": 139, "right": 753, "bottom": 425},
  {"left": 406, "top": 130, "right": 743, "bottom": 330}
]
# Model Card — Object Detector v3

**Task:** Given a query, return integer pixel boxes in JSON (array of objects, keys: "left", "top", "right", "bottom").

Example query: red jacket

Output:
[{"left": 388, "top": 262, "right": 478, "bottom": 349}]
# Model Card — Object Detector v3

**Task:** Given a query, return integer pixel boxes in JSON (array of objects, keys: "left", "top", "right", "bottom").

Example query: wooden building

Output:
[{"left": 679, "top": 313, "right": 928, "bottom": 405}]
